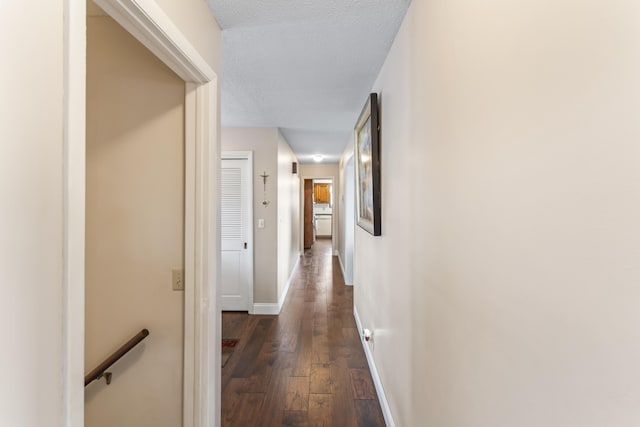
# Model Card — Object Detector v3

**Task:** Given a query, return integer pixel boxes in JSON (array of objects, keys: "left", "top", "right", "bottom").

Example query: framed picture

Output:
[{"left": 354, "top": 93, "right": 381, "bottom": 236}]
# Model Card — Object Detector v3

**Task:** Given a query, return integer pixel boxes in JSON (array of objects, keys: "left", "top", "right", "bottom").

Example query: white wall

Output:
[
  {"left": 277, "top": 132, "right": 301, "bottom": 300},
  {"left": 0, "top": 2, "right": 65, "bottom": 425},
  {"left": 85, "top": 16, "right": 185, "bottom": 426},
  {"left": 337, "top": 144, "right": 355, "bottom": 283},
  {"left": 348, "top": 0, "right": 640, "bottom": 426}
]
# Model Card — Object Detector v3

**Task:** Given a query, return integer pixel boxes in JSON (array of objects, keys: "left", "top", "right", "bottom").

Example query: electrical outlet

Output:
[{"left": 172, "top": 268, "right": 184, "bottom": 291}]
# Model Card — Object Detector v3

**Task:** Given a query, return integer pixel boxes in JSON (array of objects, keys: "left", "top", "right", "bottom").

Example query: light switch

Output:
[
  {"left": 172, "top": 268, "right": 184, "bottom": 291},
  {"left": 258, "top": 218, "right": 265, "bottom": 229}
]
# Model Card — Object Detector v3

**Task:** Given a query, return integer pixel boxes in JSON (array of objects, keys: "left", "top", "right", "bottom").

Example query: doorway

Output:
[
  {"left": 220, "top": 152, "right": 254, "bottom": 311},
  {"left": 313, "top": 179, "right": 333, "bottom": 239},
  {"left": 304, "top": 179, "right": 314, "bottom": 249},
  {"left": 303, "top": 178, "right": 334, "bottom": 250},
  {"left": 67, "top": 1, "right": 220, "bottom": 426},
  {"left": 84, "top": 13, "right": 188, "bottom": 426}
]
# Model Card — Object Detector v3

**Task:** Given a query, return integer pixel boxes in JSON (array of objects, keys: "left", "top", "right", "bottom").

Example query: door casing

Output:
[
  {"left": 63, "top": 0, "right": 220, "bottom": 425},
  {"left": 303, "top": 179, "right": 314, "bottom": 249},
  {"left": 299, "top": 175, "right": 336, "bottom": 254}
]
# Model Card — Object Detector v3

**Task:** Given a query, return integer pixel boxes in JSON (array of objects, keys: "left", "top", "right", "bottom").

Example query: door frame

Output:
[
  {"left": 221, "top": 151, "right": 255, "bottom": 313},
  {"left": 299, "top": 175, "right": 336, "bottom": 254},
  {"left": 303, "top": 179, "right": 314, "bottom": 249},
  {"left": 63, "top": 1, "right": 220, "bottom": 426}
]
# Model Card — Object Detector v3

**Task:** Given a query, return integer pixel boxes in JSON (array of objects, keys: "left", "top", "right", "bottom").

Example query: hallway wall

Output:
[
  {"left": 347, "top": 0, "right": 640, "bottom": 426},
  {"left": 0, "top": 2, "right": 65, "bottom": 425},
  {"left": 222, "top": 128, "right": 278, "bottom": 304},
  {"left": 222, "top": 128, "right": 300, "bottom": 307},
  {"left": 337, "top": 146, "right": 354, "bottom": 283},
  {"left": 277, "top": 133, "right": 302, "bottom": 301},
  {"left": 85, "top": 16, "right": 186, "bottom": 427}
]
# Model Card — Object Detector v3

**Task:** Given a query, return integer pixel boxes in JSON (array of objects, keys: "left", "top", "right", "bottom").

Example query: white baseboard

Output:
[
  {"left": 333, "top": 249, "right": 339, "bottom": 256},
  {"left": 337, "top": 253, "right": 353, "bottom": 286},
  {"left": 353, "top": 306, "right": 396, "bottom": 427},
  {"left": 278, "top": 256, "right": 299, "bottom": 309},
  {"left": 251, "top": 303, "right": 280, "bottom": 315},
  {"left": 252, "top": 256, "right": 300, "bottom": 315}
]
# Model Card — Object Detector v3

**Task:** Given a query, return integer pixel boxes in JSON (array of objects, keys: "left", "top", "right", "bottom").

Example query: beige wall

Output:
[
  {"left": 87, "top": 0, "right": 105, "bottom": 16},
  {"left": 347, "top": 0, "right": 640, "bottom": 426},
  {"left": 277, "top": 132, "right": 302, "bottom": 300},
  {"left": 222, "top": 128, "right": 279, "bottom": 303},
  {"left": 0, "top": 2, "right": 65, "bottom": 425},
  {"left": 222, "top": 128, "right": 300, "bottom": 306},
  {"left": 299, "top": 163, "right": 339, "bottom": 179},
  {"left": 85, "top": 16, "right": 185, "bottom": 426}
]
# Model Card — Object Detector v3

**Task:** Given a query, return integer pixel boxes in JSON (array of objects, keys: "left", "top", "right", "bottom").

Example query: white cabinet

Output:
[{"left": 315, "top": 215, "right": 332, "bottom": 236}]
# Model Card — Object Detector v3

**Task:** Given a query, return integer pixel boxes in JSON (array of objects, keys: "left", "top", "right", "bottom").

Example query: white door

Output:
[{"left": 221, "top": 156, "right": 253, "bottom": 311}]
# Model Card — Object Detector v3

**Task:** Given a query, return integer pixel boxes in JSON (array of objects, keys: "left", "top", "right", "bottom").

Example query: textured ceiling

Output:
[{"left": 206, "top": 0, "right": 410, "bottom": 163}]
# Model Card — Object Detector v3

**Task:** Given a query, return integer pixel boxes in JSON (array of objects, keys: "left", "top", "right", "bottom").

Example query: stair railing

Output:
[{"left": 85, "top": 328, "right": 150, "bottom": 386}]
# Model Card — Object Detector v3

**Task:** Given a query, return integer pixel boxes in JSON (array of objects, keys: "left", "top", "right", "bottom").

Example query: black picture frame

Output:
[{"left": 354, "top": 93, "right": 381, "bottom": 236}]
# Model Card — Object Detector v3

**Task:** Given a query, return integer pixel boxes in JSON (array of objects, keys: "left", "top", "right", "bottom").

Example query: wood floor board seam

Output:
[{"left": 221, "top": 239, "right": 385, "bottom": 427}]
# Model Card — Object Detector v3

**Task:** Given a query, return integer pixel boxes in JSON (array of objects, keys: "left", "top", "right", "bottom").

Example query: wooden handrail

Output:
[{"left": 85, "top": 328, "right": 150, "bottom": 386}]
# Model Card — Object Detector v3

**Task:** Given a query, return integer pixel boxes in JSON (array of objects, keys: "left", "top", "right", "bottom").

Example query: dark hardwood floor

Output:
[{"left": 221, "top": 238, "right": 386, "bottom": 427}]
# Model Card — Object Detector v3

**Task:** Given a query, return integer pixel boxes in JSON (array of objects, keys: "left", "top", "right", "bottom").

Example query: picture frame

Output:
[{"left": 354, "top": 93, "right": 381, "bottom": 236}]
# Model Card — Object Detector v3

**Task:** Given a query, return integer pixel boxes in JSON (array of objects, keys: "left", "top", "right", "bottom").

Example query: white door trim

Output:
[
  {"left": 63, "top": 1, "right": 86, "bottom": 425},
  {"left": 93, "top": 0, "right": 215, "bottom": 83},
  {"left": 299, "top": 175, "right": 337, "bottom": 255},
  {"left": 64, "top": 1, "right": 220, "bottom": 426},
  {"left": 221, "top": 151, "right": 255, "bottom": 313}
]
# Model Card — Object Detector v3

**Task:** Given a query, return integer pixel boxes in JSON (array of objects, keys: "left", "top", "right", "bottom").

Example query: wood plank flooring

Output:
[{"left": 222, "top": 238, "right": 386, "bottom": 427}]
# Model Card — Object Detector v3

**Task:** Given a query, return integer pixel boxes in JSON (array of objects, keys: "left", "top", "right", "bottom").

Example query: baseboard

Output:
[
  {"left": 337, "top": 253, "right": 352, "bottom": 286},
  {"left": 353, "top": 306, "right": 396, "bottom": 427},
  {"left": 252, "top": 256, "right": 300, "bottom": 315},
  {"left": 333, "top": 249, "right": 339, "bottom": 256},
  {"left": 278, "top": 256, "right": 299, "bottom": 310},
  {"left": 251, "top": 303, "right": 280, "bottom": 315}
]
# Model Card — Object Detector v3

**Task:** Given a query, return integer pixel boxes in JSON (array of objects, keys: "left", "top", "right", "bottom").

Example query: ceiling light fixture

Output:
[{"left": 313, "top": 155, "right": 324, "bottom": 163}]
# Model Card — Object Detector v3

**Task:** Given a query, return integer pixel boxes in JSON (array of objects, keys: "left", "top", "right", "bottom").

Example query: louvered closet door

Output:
[{"left": 221, "top": 158, "right": 252, "bottom": 311}]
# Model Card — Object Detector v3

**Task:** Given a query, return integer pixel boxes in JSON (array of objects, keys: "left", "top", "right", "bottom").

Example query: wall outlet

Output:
[{"left": 172, "top": 268, "right": 184, "bottom": 291}]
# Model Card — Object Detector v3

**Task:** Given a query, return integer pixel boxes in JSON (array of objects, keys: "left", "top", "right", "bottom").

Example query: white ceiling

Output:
[{"left": 206, "top": 0, "right": 410, "bottom": 163}]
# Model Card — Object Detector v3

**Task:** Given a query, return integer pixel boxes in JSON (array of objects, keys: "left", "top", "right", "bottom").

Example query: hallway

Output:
[{"left": 221, "top": 238, "right": 385, "bottom": 426}]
